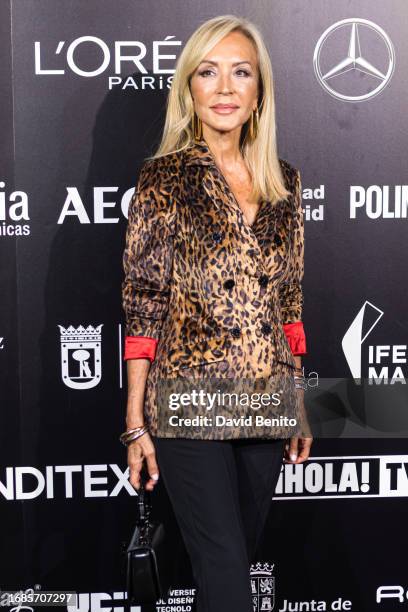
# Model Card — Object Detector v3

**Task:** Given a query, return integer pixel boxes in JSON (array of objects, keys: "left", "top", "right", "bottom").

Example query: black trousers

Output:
[{"left": 152, "top": 436, "right": 285, "bottom": 612}]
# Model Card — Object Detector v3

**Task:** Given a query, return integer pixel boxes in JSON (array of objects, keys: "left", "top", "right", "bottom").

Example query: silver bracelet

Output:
[
  {"left": 294, "top": 375, "right": 307, "bottom": 391},
  {"left": 119, "top": 425, "right": 149, "bottom": 447},
  {"left": 295, "top": 382, "right": 307, "bottom": 391}
]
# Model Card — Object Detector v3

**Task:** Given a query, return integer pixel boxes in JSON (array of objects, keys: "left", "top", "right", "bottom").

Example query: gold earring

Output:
[
  {"left": 192, "top": 112, "right": 203, "bottom": 141},
  {"left": 249, "top": 107, "right": 259, "bottom": 140}
]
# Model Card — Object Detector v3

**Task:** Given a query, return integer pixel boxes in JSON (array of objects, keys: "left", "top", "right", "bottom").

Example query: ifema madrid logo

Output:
[{"left": 58, "top": 324, "right": 103, "bottom": 390}]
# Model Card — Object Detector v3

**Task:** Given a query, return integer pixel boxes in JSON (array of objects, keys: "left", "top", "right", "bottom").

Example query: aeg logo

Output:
[{"left": 56, "top": 188, "right": 133, "bottom": 224}]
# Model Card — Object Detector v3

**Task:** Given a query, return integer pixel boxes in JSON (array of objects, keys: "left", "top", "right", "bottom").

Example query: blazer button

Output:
[
  {"left": 212, "top": 231, "right": 222, "bottom": 243},
  {"left": 261, "top": 322, "right": 272, "bottom": 335},
  {"left": 223, "top": 278, "right": 235, "bottom": 290},
  {"left": 230, "top": 326, "right": 241, "bottom": 338},
  {"left": 258, "top": 274, "right": 269, "bottom": 288},
  {"left": 273, "top": 233, "right": 283, "bottom": 247}
]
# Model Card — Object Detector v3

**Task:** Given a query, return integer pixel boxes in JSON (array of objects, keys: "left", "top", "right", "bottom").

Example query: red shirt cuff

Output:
[
  {"left": 124, "top": 336, "right": 158, "bottom": 362},
  {"left": 282, "top": 321, "right": 307, "bottom": 355}
]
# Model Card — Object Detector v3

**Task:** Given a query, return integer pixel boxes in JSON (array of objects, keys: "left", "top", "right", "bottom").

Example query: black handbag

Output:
[{"left": 126, "top": 478, "right": 168, "bottom": 605}]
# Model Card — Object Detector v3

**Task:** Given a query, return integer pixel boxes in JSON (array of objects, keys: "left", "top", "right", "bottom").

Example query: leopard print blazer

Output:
[{"left": 122, "top": 138, "right": 306, "bottom": 440}]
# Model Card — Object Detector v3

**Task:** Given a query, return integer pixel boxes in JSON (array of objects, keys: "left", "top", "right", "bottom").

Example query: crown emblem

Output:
[
  {"left": 250, "top": 562, "right": 275, "bottom": 576},
  {"left": 58, "top": 324, "right": 103, "bottom": 343}
]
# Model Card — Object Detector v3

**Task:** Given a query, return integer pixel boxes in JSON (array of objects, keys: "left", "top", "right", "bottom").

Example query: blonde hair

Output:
[{"left": 147, "top": 14, "right": 292, "bottom": 205}]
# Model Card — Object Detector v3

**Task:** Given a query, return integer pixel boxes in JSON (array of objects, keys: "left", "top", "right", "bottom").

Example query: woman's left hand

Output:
[{"left": 284, "top": 436, "right": 313, "bottom": 463}]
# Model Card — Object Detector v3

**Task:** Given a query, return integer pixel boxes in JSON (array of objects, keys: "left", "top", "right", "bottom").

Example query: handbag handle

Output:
[
  {"left": 137, "top": 468, "right": 153, "bottom": 524},
  {"left": 135, "top": 474, "right": 157, "bottom": 548}
]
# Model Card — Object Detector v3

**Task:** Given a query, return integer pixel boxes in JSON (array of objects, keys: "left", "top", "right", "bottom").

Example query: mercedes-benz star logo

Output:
[{"left": 313, "top": 18, "right": 395, "bottom": 101}]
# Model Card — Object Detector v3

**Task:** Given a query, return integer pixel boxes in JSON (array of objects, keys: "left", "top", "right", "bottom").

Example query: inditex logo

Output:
[
  {"left": 34, "top": 35, "right": 181, "bottom": 90},
  {"left": 0, "top": 464, "right": 134, "bottom": 500},
  {"left": 314, "top": 18, "right": 395, "bottom": 101},
  {"left": 0, "top": 182, "right": 31, "bottom": 237}
]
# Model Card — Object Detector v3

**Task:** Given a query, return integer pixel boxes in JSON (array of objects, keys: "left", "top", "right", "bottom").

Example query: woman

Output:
[{"left": 121, "top": 14, "right": 313, "bottom": 612}]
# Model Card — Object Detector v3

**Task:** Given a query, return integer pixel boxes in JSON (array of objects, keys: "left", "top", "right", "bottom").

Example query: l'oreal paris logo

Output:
[{"left": 34, "top": 36, "right": 182, "bottom": 90}]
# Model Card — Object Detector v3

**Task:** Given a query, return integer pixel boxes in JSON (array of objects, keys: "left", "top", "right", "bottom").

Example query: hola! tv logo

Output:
[{"left": 59, "top": 324, "right": 103, "bottom": 389}]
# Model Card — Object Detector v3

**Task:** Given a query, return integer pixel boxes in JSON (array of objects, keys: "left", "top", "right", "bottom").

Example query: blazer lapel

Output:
[
  {"left": 183, "top": 139, "right": 266, "bottom": 256},
  {"left": 182, "top": 139, "right": 292, "bottom": 283}
]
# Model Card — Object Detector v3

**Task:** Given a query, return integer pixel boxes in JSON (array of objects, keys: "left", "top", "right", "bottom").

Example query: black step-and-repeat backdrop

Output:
[{"left": 1, "top": 1, "right": 407, "bottom": 611}]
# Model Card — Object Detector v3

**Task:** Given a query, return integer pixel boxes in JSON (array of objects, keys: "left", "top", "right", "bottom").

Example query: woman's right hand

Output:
[{"left": 127, "top": 432, "right": 160, "bottom": 492}]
